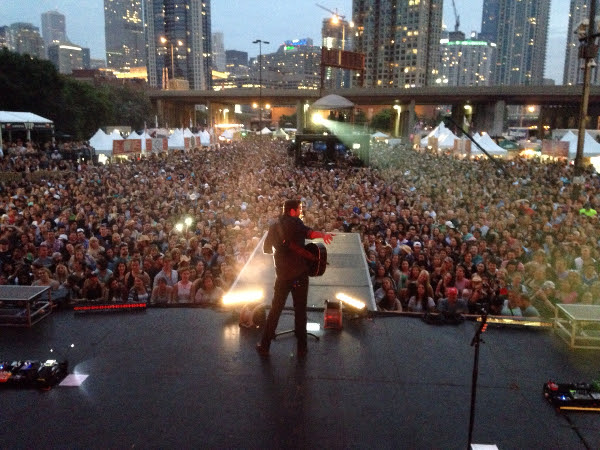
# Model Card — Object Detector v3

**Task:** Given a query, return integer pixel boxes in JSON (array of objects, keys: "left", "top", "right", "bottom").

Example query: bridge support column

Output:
[
  {"left": 472, "top": 101, "right": 505, "bottom": 137},
  {"left": 451, "top": 102, "right": 466, "bottom": 135},
  {"left": 400, "top": 100, "right": 416, "bottom": 140},
  {"left": 156, "top": 100, "right": 165, "bottom": 128},
  {"left": 296, "top": 100, "right": 305, "bottom": 134}
]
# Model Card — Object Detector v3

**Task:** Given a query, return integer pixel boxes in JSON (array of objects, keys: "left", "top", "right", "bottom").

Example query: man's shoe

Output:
[{"left": 256, "top": 343, "right": 270, "bottom": 357}]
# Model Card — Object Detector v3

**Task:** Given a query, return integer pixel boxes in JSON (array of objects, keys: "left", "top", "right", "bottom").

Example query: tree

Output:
[
  {"left": 0, "top": 49, "right": 154, "bottom": 140},
  {"left": 370, "top": 108, "right": 394, "bottom": 133}
]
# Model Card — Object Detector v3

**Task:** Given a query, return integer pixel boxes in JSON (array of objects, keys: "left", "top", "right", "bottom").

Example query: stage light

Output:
[
  {"left": 307, "top": 322, "right": 321, "bottom": 332},
  {"left": 335, "top": 292, "right": 366, "bottom": 311},
  {"left": 222, "top": 289, "right": 264, "bottom": 306},
  {"left": 312, "top": 112, "right": 324, "bottom": 124},
  {"left": 324, "top": 299, "right": 343, "bottom": 329}
]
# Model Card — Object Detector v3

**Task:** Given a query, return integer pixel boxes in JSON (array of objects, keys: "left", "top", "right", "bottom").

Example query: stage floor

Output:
[{"left": 1, "top": 306, "right": 599, "bottom": 449}]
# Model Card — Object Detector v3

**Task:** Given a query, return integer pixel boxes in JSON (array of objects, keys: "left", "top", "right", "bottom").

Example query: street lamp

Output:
[
  {"left": 253, "top": 39, "right": 269, "bottom": 132},
  {"left": 160, "top": 36, "right": 184, "bottom": 87}
]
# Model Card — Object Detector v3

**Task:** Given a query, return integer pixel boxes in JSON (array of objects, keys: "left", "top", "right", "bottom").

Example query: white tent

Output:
[
  {"left": 88, "top": 129, "right": 114, "bottom": 154},
  {"left": 128, "top": 131, "right": 141, "bottom": 139},
  {"left": 109, "top": 129, "right": 123, "bottom": 140},
  {"left": 371, "top": 131, "right": 389, "bottom": 139},
  {"left": 0, "top": 111, "right": 53, "bottom": 125},
  {"left": 199, "top": 130, "right": 211, "bottom": 146},
  {"left": 311, "top": 94, "right": 354, "bottom": 110},
  {"left": 438, "top": 130, "right": 460, "bottom": 148},
  {"left": 183, "top": 128, "right": 194, "bottom": 138},
  {"left": 420, "top": 122, "right": 447, "bottom": 146},
  {"left": 272, "top": 128, "right": 289, "bottom": 139},
  {"left": 221, "top": 129, "right": 235, "bottom": 140},
  {"left": 168, "top": 131, "right": 185, "bottom": 149},
  {"left": 472, "top": 133, "right": 508, "bottom": 155},
  {"left": 561, "top": 131, "right": 600, "bottom": 157},
  {"left": 260, "top": 127, "right": 272, "bottom": 135}
]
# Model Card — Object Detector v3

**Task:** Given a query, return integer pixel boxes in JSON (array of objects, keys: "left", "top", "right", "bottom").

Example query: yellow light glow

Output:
[
  {"left": 184, "top": 217, "right": 193, "bottom": 226},
  {"left": 175, "top": 223, "right": 184, "bottom": 233},
  {"left": 312, "top": 112, "right": 324, "bottom": 124},
  {"left": 222, "top": 289, "right": 264, "bottom": 305},
  {"left": 335, "top": 292, "right": 366, "bottom": 310}
]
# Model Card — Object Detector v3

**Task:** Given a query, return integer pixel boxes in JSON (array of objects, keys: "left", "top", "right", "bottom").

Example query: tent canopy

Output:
[
  {"left": 0, "top": 111, "right": 53, "bottom": 125},
  {"left": 88, "top": 129, "right": 115, "bottom": 155},
  {"left": 472, "top": 133, "right": 508, "bottom": 155},
  {"left": 311, "top": 94, "right": 354, "bottom": 110},
  {"left": 561, "top": 130, "right": 600, "bottom": 157}
]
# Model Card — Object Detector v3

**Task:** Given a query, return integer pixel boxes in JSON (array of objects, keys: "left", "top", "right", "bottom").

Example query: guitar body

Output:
[{"left": 305, "top": 242, "right": 327, "bottom": 277}]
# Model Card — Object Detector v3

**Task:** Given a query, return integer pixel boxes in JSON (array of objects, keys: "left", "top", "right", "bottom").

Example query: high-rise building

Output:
[
  {"left": 564, "top": 0, "right": 599, "bottom": 85},
  {"left": 481, "top": 0, "right": 550, "bottom": 85},
  {"left": 41, "top": 10, "right": 66, "bottom": 57},
  {"left": 321, "top": 16, "right": 354, "bottom": 89},
  {"left": 256, "top": 39, "right": 321, "bottom": 90},
  {"left": 352, "top": 0, "right": 443, "bottom": 88},
  {"left": 225, "top": 49, "right": 248, "bottom": 77},
  {"left": 0, "top": 26, "right": 10, "bottom": 50},
  {"left": 212, "top": 31, "right": 226, "bottom": 72},
  {"left": 479, "top": 0, "right": 500, "bottom": 43},
  {"left": 48, "top": 42, "right": 90, "bottom": 74},
  {"left": 9, "top": 23, "right": 45, "bottom": 59},
  {"left": 440, "top": 36, "right": 496, "bottom": 87},
  {"left": 104, "top": 0, "right": 146, "bottom": 72},
  {"left": 144, "top": 0, "right": 212, "bottom": 90}
]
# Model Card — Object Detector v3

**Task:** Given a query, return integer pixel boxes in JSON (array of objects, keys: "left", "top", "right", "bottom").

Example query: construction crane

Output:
[
  {"left": 315, "top": 3, "right": 345, "bottom": 21},
  {"left": 451, "top": 0, "right": 460, "bottom": 32}
]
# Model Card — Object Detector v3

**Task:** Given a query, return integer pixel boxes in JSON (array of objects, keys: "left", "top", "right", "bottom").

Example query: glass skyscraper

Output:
[
  {"left": 41, "top": 10, "right": 66, "bottom": 57},
  {"left": 144, "top": 0, "right": 212, "bottom": 90},
  {"left": 481, "top": 0, "right": 550, "bottom": 85},
  {"left": 104, "top": 0, "right": 146, "bottom": 71}
]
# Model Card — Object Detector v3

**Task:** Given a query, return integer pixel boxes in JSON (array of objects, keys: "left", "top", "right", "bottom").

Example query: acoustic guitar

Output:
[{"left": 305, "top": 242, "right": 327, "bottom": 277}]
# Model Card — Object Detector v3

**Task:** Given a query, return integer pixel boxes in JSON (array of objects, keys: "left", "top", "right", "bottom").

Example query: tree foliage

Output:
[
  {"left": 370, "top": 108, "right": 394, "bottom": 133},
  {"left": 0, "top": 49, "right": 152, "bottom": 140}
]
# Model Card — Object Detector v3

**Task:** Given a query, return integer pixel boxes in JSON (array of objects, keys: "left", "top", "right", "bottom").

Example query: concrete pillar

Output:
[
  {"left": 472, "top": 100, "right": 505, "bottom": 137},
  {"left": 491, "top": 100, "right": 506, "bottom": 137},
  {"left": 296, "top": 100, "right": 305, "bottom": 134},
  {"left": 406, "top": 100, "right": 416, "bottom": 139},
  {"left": 451, "top": 102, "right": 466, "bottom": 135}
]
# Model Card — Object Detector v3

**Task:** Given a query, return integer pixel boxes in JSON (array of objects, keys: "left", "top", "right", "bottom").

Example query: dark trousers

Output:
[{"left": 261, "top": 274, "right": 309, "bottom": 350}]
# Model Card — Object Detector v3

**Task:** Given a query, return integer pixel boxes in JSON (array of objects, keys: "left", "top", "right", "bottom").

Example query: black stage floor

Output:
[{"left": 1, "top": 307, "right": 599, "bottom": 449}]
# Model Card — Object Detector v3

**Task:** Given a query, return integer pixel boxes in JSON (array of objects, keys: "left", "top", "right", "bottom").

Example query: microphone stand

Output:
[{"left": 468, "top": 309, "right": 488, "bottom": 449}]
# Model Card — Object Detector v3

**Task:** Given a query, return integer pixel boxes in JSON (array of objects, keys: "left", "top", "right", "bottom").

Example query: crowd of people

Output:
[{"left": 1, "top": 134, "right": 600, "bottom": 320}]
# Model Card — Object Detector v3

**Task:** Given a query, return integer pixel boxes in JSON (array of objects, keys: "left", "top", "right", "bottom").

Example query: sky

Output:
[{"left": 1, "top": 0, "right": 570, "bottom": 83}]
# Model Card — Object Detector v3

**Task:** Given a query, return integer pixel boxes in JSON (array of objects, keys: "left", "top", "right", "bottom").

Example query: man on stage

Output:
[{"left": 256, "top": 199, "right": 333, "bottom": 358}]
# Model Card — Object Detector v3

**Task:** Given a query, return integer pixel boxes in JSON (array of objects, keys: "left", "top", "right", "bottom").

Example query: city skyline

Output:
[{"left": 3, "top": 0, "right": 569, "bottom": 83}]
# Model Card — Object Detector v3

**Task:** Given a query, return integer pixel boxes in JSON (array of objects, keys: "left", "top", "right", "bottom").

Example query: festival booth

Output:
[
  {"left": 560, "top": 130, "right": 600, "bottom": 158},
  {"left": 168, "top": 128, "right": 192, "bottom": 151},
  {"left": 272, "top": 128, "right": 289, "bottom": 140},
  {"left": 259, "top": 127, "right": 272, "bottom": 135},
  {"left": 420, "top": 122, "right": 459, "bottom": 149},
  {"left": 560, "top": 130, "right": 600, "bottom": 171},
  {"left": 0, "top": 111, "right": 54, "bottom": 146},
  {"left": 88, "top": 129, "right": 115, "bottom": 156},
  {"left": 471, "top": 133, "right": 508, "bottom": 157},
  {"left": 371, "top": 131, "right": 389, "bottom": 141},
  {"left": 197, "top": 130, "right": 211, "bottom": 147}
]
